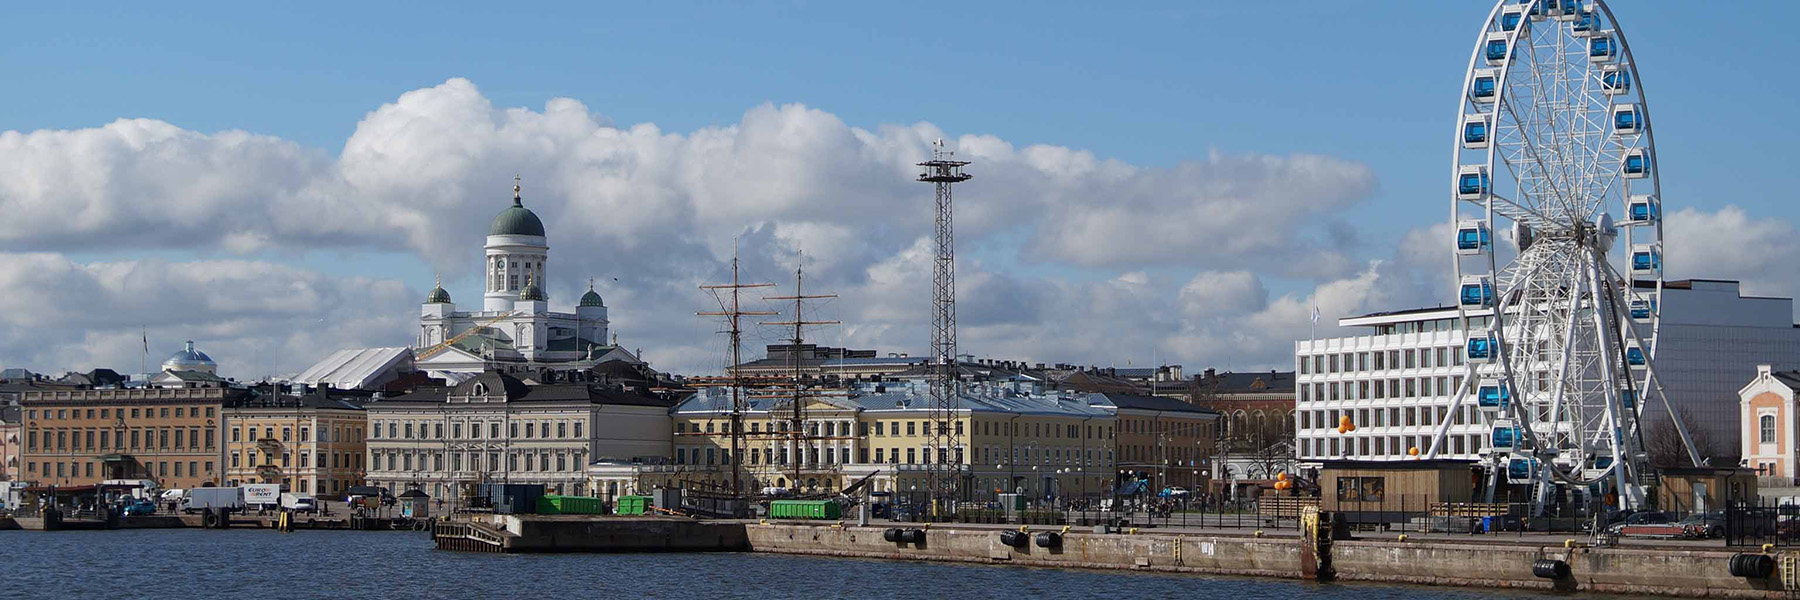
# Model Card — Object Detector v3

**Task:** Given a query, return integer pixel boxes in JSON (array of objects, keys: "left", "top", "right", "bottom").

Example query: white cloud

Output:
[
  {"left": 0, "top": 253, "right": 414, "bottom": 380},
  {"left": 0, "top": 78, "right": 1480, "bottom": 378}
]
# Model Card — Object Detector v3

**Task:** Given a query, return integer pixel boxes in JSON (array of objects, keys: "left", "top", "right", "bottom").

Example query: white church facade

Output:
[{"left": 414, "top": 179, "right": 642, "bottom": 380}]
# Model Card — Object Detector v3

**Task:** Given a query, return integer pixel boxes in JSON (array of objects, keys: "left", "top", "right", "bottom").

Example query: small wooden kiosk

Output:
[
  {"left": 1656, "top": 467, "right": 1757, "bottom": 513},
  {"left": 1319, "top": 460, "right": 1483, "bottom": 523}
]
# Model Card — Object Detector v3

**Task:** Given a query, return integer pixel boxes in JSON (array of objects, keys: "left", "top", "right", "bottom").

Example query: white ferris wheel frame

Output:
[{"left": 1425, "top": 0, "right": 1700, "bottom": 510}]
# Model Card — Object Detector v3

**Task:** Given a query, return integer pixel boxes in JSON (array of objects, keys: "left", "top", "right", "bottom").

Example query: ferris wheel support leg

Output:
[
  {"left": 1599, "top": 260, "right": 1704, "bottom": 468},
  {"left": 1582, "top": 251, "right": 1643, "bottom": 511},
  {"left": 1423, "top": 376, "right": 1476, "bottom": 460}
]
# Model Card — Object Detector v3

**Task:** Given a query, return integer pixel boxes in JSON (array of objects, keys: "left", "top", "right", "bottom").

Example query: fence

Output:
[{"left": 1725, "top": 499, "right": 1798, "bottom": 547}]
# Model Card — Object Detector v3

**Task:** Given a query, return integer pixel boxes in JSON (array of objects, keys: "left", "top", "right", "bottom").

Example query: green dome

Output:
[
  {"left": 580, "top": 288, "right": 604, "bottom": 307},
  {"left": 490, "top": 203, "right": 545, "bottom": 237},
  {"left": 490, "top": 177, "right": 545, "bottom": 236},
  {"left": 426, "top": 285, "right": 452, "bottom": 304},
  {"left": 518, "top": 277, "right": 546, "bottom": 302}
]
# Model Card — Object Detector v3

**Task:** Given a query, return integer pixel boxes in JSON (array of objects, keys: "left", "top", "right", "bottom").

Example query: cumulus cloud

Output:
[
  {"left": 0, "top": 253, "right": 414, "bottom": 380},
  {"left": 0, "top": 78, "right": 1428, "bottom": 377}
]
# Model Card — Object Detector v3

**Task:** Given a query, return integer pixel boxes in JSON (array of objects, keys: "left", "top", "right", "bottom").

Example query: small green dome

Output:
[
  {"left": 426, "top": 285, "right": 452, "bottom": 304},
  {"left": 580, "top": 288, "right": 604, "bottom": 307},
  {"left": 519, "top": 276, "right": 546, "bottom": 302},
  {"left": 490, "top": 177, "right": 546, "bottom": 237}
]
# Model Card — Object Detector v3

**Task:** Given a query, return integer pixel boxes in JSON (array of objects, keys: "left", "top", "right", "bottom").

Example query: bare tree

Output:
[{"left": 1641, "top": 405, "right": 1729, "bottom": 468}]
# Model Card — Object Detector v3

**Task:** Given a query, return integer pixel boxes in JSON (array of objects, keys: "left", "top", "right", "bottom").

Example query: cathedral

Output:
[{"left": 413, "top": 178, "right": 641, "bottom": 380}]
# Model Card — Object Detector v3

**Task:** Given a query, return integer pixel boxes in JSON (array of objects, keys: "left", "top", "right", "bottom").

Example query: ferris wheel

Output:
[{"left": 1427, "top": 0, "right": 1699, "bottom": 510}]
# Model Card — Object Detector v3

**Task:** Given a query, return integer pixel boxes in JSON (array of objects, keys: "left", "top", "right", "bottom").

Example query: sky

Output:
[{"left": 3, "top": 1, "right": 1798, "bottom": 380}]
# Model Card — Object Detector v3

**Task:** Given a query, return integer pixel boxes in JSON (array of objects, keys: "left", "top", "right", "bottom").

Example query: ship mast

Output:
[
  {"left": 761, "top": 261, "right": 838, "bottom": 491},
  {"left": 697, "top": 243, "right": 776, "bottom": 504}
]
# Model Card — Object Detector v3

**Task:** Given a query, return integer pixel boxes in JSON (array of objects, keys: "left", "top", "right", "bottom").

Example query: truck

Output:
[
  {"left": 280, "top": 492, "right": 318, "bottom": 515},
  {"left": 182, "top": 487, "right": 245, "bottom": 514},
  {"left": 242, "top": 484, "right": 281, "bottom": 510}
]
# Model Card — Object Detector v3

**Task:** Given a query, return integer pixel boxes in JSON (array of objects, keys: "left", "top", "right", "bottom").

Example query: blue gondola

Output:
[
  {"left": 1613, "top": 105, "right": 1641, "bottom": 134},
  {"left": 1630, "top": 244, "right": 1660, "bottom": 276},
  {"left": 1467, "top": 335, "right": 1498, "bottom": 363},
  {"left": 1506, "top": 458, "right": 1536, "bottom": 483},
  {"left": 1477, "top": 381, "right": 1510, "bottom": 410},
  {"left": 1460, "top": 279, "right": 1495, "bottom": 308},
  {"left": 1589, "top": 35, "right": 1615, "bottom": 62},
  {"left": 1457, "top": 166, "right": 1490, "bottom": 201},
  {"left": 1485, "top": 33, "right": 1511, "bottom": 66},
  {"left": 1601, "top": 66, "right": 1631, "bottom": 95},
  {"left": 1471, "top": 72, "right": 1498, "bottom": 103},
  {"left": 1629, "top": 298, "right": 1657, "bottom": 321},
  {"left": 1491, "top": 425, "right": 1518, "bottom": 450},
  {"left": 1622, "top": 149, "right": 1648, "bottom": 177},
  {"left": 1542, "top": 0, "right": 1563, "bottom": 15},
  {"left": 1625, "top": 345, "right": 1646, "bottom": 367},
  {"left": 1628, "top": 195, "right": 1660, "bottom": 223},
  {"left": 1572, "top": 11, "right": 1597, "bottom": 35},
  {"left": 1617, "top": 390, "right": 1636, "bottom": 409},
  {"left": 1456, "top": 220, "right": 1491, "bottom": 254},
  {"left": 1462, "top": 116, "right": 1490, "bottom": 149},
  {"left": 1501, "top": 9, "right": 1524, "bottom": 32}
]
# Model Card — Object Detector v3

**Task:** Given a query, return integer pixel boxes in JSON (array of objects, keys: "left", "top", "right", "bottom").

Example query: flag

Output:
[
  {"left": 1311, "top": 303, "right": 1321, "bottom": 325},
  {"left": 143, "top": 330, "right": 149, "bottom": 353}
]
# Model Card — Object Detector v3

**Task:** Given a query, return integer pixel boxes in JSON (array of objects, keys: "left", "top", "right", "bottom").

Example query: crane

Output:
[{"left": 417, "top": 311, "right": 517, "bottom": 360}]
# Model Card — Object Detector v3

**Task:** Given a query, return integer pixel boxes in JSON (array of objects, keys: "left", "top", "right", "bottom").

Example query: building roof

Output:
[
  {"left": 156, "top": 369, "right": 228, "bottom": 383},
  {"left": 676, "top": 384, "right": 1114, "bottom": 419},
  {"left": 580, "top": 281, "right": 605, "bottom": 307},
  {"left": 518, "top": 276, "right": 546, "bottom": 301},
  {"left": 164, "top": 341, "right": 216, "bottom": 368},
  {"left": 289, "top": 347, "right": 414, "bottom": 391},
  {"left": 1319, "top": 459, "right": 1480, "bottom": 470},
  {"left": 1771, "top": 370, "right": 1800, "bottom": 392},
  {"left": 0, "top": 367, "right": 37, "bottom": 381},
  {"left": 373, "top": 371, "right": 677, "bottom": 408},
  {"left": 1090, "top": 392, "right": 1220, "bottom": 416},
  {"left": 0, "top": 405, "right": 20, "bottom": 424},
  {"left": 233, "top": 387, "right": 367, "bottom": 411},
  {"left": 426, "top": 282, "right": 452, "bottom": 304}
]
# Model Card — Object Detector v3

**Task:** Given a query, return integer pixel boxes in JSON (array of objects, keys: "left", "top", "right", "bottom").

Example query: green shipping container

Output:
[
  {"left": 769, "top": 500, "right": 841, "bottom": 520},
  {"left": 536, "top": 494, "right": 609, "bottom": 515},
  {"left": 616, "top": 495, "right": 652, "bottom": 515}
]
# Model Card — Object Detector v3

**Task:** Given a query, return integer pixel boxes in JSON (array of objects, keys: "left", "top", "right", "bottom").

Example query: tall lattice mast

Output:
[
  {"left": 762, "top": 261, "right": 839, "bottom": 491},
  {"left": 917, "top": 139, "right": 972, "bottom": 511},
  {"left": 698, "top": 243, "right": 776, "bottom": 503}
]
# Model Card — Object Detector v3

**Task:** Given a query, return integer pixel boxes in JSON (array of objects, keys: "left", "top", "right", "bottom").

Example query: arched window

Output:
[{"left": 1761, "top": 415, "right": 1777, "bottom": 444}]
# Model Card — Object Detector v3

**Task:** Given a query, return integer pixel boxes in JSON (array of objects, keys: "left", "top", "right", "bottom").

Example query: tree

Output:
[{"left": 1641, "top": 405, "right": 1729, "bottom": 468}]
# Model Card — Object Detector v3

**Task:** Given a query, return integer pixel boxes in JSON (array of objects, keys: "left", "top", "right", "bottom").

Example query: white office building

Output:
[{"left": 1294, "top": 279, "right": 1800, "bottom": 466}]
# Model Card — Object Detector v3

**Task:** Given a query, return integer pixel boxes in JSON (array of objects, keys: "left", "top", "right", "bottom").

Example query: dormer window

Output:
[{"left": 473, "top": 383, "right": 487, "bottom": 395}]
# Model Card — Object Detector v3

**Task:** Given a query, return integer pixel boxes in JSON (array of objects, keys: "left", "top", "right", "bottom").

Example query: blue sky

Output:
[{"left": 3, "top": 1, "right": 1797, "bottom": 378}]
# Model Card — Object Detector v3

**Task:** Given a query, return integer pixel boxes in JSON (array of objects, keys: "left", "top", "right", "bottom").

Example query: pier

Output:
[{"left": 428, "top": 515, "right": 1800, "bottom": 598}]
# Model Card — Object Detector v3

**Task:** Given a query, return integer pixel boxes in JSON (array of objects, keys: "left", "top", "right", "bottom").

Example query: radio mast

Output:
[{"left": 917, "top": 139, "right": 972, "bottom": 512}]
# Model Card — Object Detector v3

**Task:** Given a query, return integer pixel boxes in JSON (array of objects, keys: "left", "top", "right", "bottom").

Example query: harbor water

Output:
[{"left": 2, "top": 529, "right": 1618, "bottom": 599}]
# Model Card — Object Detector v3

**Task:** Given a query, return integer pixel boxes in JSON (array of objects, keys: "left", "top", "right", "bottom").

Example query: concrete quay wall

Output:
[
  {"left": 745, "top": 524, "right": 1299, "bottom": 579},
  {"left": 1333, "top": 539, "right": 1786, "bottom": 597},
  {"left": 747, "top": 523, "right": 1792, "bottom": 598}
]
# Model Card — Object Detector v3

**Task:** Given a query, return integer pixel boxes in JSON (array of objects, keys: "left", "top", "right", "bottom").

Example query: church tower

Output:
[{"left": 484, "top": 176, "right": 549, "bottom": 312}]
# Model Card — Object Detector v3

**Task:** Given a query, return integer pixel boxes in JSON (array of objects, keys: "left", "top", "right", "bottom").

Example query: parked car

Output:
[
  {"left": 122, "top": 499, "right": 158, "bottom": 517},
  {"left": 1676, "top": 512, "right": 1724, "bottom": 539},
  {"left": 1607, "top": 511, "right": 1676, "bottom": 537},
  {"left": 1160, "top": 487, "right": 1192, "bottom": 498}
]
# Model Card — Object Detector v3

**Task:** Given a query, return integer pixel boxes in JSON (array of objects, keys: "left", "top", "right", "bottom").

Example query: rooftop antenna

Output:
[
  {"left": 698, "top": 239, "right": 777, "bottom": 504},
  {"left": 917, "top": 138, "right": 972, "bottom": 513}
]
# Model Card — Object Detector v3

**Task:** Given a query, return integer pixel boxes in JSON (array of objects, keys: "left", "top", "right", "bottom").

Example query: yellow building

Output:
[
  {"left": 19, "top": 387, "right": 231, "bottom": 489},
  {"left": 591, "top": 382, "right": 1124, "bottom": 502},
  {"left": 224, "top": 388, "right": 368, "bottom": 497}
]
